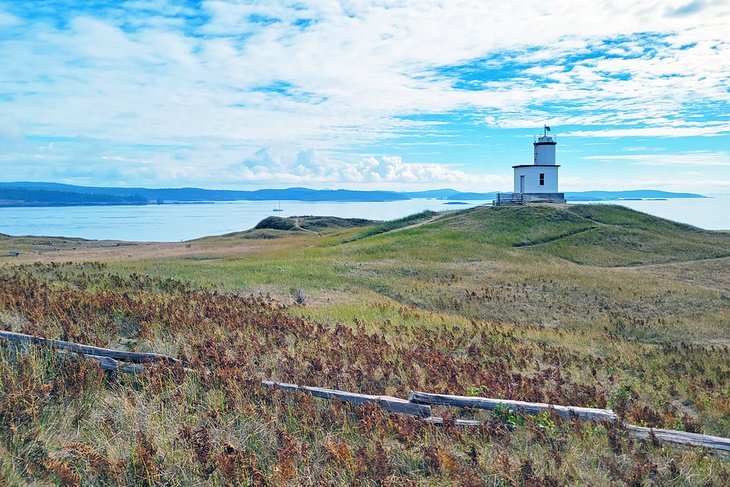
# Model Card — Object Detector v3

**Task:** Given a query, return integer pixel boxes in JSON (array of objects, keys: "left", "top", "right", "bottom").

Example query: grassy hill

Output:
[
  {"left": 0, "top": 204, "right": 729, "bottom": 484},
  {"left": 340, "top": 204, "right": 730, "bottom": 265}
]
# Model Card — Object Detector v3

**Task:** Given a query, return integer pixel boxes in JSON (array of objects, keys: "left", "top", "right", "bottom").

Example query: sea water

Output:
[{"left": 0, "top": 199, "right": 490, "bottom": 242}]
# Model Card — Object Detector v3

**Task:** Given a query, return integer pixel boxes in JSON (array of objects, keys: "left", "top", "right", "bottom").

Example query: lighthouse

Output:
[{"left": 496, "top": 126, "right": 566, "bottom": 205}]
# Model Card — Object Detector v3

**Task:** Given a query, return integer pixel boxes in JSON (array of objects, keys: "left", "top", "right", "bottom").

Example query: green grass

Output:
[{"left": 348, "top": 210, "right": 439, "bottom": 241}]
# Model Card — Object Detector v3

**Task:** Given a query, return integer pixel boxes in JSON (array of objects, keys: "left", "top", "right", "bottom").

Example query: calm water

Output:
[
  {"left": 579, "top": 197, "right": 729, "bottom": 232},
  {"left": 0, "top": 199, "right": 491, "bottom": 242},
  {"left": 0, "top": 197, "right": 727, "bottom": 242}
]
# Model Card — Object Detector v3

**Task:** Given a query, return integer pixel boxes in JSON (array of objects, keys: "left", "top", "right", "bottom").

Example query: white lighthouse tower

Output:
[{"left": 496, "top": 125, "right": 565, "bottom": 205}]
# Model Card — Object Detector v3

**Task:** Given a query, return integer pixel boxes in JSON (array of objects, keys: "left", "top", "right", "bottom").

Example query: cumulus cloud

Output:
[
  {"left": 228, "top": 148, "right": 508, "bottom": 188},
  {"left": 351, "top": 156, "right": 472, "bottom": 184}
]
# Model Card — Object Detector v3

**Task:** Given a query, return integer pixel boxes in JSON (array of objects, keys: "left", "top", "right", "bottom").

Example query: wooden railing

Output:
[{"left": 494, "top": 193, "right": 524, "bottom": 206}]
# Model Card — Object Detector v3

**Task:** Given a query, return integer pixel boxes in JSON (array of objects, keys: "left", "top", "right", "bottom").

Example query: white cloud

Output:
[
  {"left": 0, "top": 10, "right": 19, "bottom": 26},
  {"left": 584, "top": 151, "right": 730, "bottom": 166},
  {"left": 0, "top": 117, "right": 22, "bottom": 143},
  {"left": 563, "top": 125, "right": 730, "bottom": 138},
  {"left": 228, "top": 148, "right": 509, "bottom": 189},
  {"left": 3, "top": 1, "right": 730, "bottom": 143},
  {"left": 0, "top": 116, "right": 25, "bottom": 155}
]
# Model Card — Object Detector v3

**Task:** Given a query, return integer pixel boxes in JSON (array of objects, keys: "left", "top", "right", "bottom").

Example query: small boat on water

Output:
[{"left": 273, "top": 201, "right": 284, "bottom": 212}]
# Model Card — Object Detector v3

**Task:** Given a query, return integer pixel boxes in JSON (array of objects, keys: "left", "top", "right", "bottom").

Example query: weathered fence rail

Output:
[
  {"left": 0, "top": 330, "right": 178, "bottom": 364},
  {"left": 263, "top": 382, "right": 730, "bottom": 452},
  {"left": 408, "top": 391, "right": 619, "bottom": 422},
  {"left": 3, "top": 330, "right": 729, "bottom": 452},
  {"left": 625, "top": 425, "right": 730, "bottom": 452},
  {"left": 421, "top": 416, "right": 485, "bottom": 427},
  {"left": 262, "top": 381, "right": 431, "bottom": 417},
  {"left": 57, "top": 350, "right": 146, "bottom": 374}
]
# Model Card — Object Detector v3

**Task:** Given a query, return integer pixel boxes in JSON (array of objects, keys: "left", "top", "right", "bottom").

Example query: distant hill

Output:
[
  {"left": 402, "top": 189, "right": 460, "bottom": 199},
  {"left": 0, "top": 187, "right": 147, "bottom": 206},
  {"left": 565, "top": 190, "right": 706, "bottom": 201},
  {"left": 445, "top": 191, "right": 498, "bottom": 200},
  {"left": 253, "top": 215, "right": 375, "bottom": 233},
  {"left": 0, "top": 182, "right": 707, "bottom": 207},
  {"left": 0, "top": 182, "right": 408, "bottom": 206}
]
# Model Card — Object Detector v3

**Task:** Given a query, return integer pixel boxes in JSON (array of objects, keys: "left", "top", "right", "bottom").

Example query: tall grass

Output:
[{"left": 0, "top": 264, "right": 728, "bottom": 484}]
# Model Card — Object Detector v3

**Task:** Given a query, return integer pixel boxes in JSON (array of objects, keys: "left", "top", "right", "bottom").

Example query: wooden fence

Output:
[
  {"left": 2, "top": 330, "right": 729, "bottom": 453},
  {"left": 0, "top": 330, "right": 178, "bottom": 364}
]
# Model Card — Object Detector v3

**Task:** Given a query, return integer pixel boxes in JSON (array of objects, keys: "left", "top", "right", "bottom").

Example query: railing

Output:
[{"left": 494, "top": 193, "right": 524, "bottom": 206}]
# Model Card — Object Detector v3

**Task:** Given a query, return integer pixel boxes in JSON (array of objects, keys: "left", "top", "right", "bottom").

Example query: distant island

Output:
[{"left": 0, "top": 182, "right": 707, "bottom": 207}]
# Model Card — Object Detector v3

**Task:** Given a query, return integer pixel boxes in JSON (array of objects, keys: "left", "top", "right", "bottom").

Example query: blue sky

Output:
[{"left": 1, "top": 0, "right": 729, "bottom": 193}]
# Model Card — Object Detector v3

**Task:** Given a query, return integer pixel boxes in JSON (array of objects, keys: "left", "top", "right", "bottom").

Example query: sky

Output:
[{"left": 1, "top": 0, "right": 729, "bottom": 193}]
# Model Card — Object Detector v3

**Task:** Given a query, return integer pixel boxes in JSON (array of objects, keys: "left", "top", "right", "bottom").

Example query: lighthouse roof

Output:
[
  {"left": 535, "top": 135, "right": 555, "bottom": 144},
  {"left": 512, "top": 164, "right": 561, "bottom": 168}
]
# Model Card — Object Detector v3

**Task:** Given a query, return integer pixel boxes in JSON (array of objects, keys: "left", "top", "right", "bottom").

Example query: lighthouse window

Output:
[{"left": 539, "top": 173, "right": 545, "bottom": 186}]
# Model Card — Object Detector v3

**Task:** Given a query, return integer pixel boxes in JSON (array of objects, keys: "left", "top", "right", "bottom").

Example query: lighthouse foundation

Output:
[{"left": 494, "top": 192, "right": 565, "bottom": 206}]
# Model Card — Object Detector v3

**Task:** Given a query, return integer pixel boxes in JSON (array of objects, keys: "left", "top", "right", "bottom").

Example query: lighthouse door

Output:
[{"left": 519, "top": 175, "right": 525, "bottom": 194}]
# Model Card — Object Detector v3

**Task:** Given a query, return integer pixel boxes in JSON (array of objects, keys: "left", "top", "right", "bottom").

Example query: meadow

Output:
[{"left": 0, "top": 204, "right": 729, "bottom": 485}]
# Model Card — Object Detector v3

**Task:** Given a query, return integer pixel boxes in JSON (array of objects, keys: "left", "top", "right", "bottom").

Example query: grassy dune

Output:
[{"left": 0, "top": 204, "right": 729, "bottom": 485}]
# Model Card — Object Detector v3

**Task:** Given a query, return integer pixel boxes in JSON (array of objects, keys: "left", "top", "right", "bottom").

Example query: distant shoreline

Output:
[
  {"left": 0, "top": 200, "right": 219, "bottom": 208},
  {"left": 0, "top": 182, "right": 708, "bottom": 209}
]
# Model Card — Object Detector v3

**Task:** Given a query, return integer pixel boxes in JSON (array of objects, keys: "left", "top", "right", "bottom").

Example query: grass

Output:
[
  {"left": 0, "top": 203, "right": 729, "bottom": 484},
  {"left": 252, "top": 215, "right": 375, "bottom": 233},
  {"left": 347, "top": 210, "right": 439, "bottom": 241}
]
